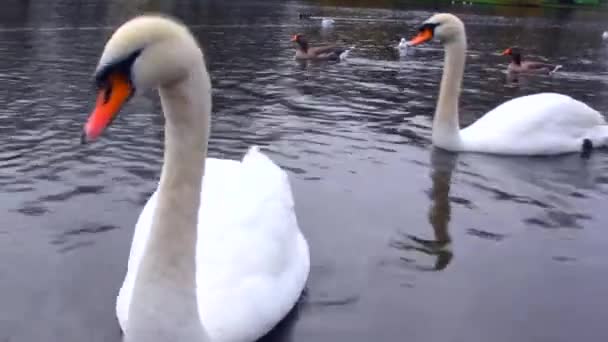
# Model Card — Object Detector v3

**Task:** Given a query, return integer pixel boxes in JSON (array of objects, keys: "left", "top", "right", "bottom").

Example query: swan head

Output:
[
  {"left": 408, "top": 13, "right": 465, "bottom": 46},
  {"left": 82, "top": 14, "right": 204, "bottom": 143}
]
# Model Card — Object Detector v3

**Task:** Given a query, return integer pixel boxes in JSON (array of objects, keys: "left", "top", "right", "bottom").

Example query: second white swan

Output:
[{"left": 409, "top": 13, "right": 608, "bottom": 156}]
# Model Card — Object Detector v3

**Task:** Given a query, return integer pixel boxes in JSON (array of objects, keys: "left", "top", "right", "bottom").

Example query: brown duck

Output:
[
  {"left": 291, "top": 34, "right": 348, "bottom": 61},
  {"left": 501, "top": 47, "right": 561, "bottom": 74}
]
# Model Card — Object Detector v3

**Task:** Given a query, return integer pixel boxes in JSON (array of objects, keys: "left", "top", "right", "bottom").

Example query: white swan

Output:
[
  {"left": 408, "top": 13, "right": 608, "bottom": 155},
  {"left": 321, "top": 17, "right": 335, "bottom": 28},
  {"left": 81, "top": 15, "right": 310, "bottom": 342}
]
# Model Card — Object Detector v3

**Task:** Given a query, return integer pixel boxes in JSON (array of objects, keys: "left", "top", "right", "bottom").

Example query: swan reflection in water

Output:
[{"left": 391, "top": 148, "right": 457, "bottom": 271}]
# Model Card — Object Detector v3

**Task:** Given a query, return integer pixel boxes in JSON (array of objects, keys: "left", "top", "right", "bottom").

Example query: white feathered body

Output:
[
  {"left": 116, "top": 147, "right": 310, "bottom": 342},
  {"left": 456, "top": 93, "right": 608, "bottom": 155}
]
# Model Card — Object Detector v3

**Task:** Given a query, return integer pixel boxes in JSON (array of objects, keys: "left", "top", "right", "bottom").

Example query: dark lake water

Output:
[{"left": 1, "top": 0, "right": 608, "bottom": 341}]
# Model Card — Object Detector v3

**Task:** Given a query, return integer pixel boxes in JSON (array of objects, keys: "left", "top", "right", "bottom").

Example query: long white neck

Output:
[
  {"left": 432, "top": 34, "right": 467, "bottom": 151},
  {"left": 125, "top": 64, "right": 211, "bottom": 342}
]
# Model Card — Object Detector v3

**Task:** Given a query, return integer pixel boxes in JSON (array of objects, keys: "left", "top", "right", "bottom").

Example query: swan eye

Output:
[
  {"left": 94, "top": 48, "right": 143, "bottom": 91},
  {"left": 103, "top": 84, "right": 113, "bottom": 104},
  {"left": 418, "top": 22, "right": 439, "bottom": 33}
]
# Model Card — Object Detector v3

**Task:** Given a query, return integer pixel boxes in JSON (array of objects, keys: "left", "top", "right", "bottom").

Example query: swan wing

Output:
[
  {"left": 116, "top": 146, "right": 310, "bottom": 342},
  {"left": 460, "top": 93, "right": 607, "bottom": 155}
]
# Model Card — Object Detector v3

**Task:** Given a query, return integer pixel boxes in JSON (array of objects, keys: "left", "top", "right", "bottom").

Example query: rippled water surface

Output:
[{"left": 1, "top": 0, "right": 608, "bottom": 341}]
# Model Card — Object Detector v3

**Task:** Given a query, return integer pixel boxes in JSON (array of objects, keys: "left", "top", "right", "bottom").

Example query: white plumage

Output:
[
  {"left": 321, "top": 17, "right": 335, "bottom": 28},
  {"left": 117, "top": 147, "right": 310, "bottom": 341},
  {"left": 84, "top": 15, "right": 310, "bottom": 342},
  {"left": 458, "top": 93, "right": 608, "bottom": 155},
  {"left": 410, "top": 13, "right": 608, "bottom": 155}
]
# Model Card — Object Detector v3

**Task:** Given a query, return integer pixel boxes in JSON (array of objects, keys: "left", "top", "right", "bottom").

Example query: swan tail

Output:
[
  {"left": 244, "top": 146, "right": 269, "bottom": 165},
  {"left": 582, "top": 125, "right": 608, "bottom": 158},
  {"left": 246, "top": 145, "right": 261, "bottom": 155},
  {"left": 243, "top": 146, "right": 285, "bottom": 178},
  {"left": 242, "top": 145, "right": 296, "bottom": 208}
]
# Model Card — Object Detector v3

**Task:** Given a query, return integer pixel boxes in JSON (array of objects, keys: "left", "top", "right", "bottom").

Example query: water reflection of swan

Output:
[{"left": 391, "top": 148, "right": 456, "bottom": 271}]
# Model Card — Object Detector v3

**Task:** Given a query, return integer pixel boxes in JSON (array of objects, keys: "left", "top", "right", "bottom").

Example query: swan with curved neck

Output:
[
  {"left": 409, "top": 13, "right": 608, "bottom": 156},
  {"left": 82, "top": 15, "right": 310, "bottom": 342}
]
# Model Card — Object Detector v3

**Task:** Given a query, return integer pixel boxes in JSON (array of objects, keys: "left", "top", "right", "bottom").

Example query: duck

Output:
[
  {"left": 408, "top": 13, "right": 608, "bottom": 155},
  {"left": 501, "top": 46, "right": 561, "bottom": 74},
  {"left": 291, "top": 34, "right": 348, "bottom": 61},
  {"left": 81, "top": 15, "right": 310, "bottom": 341}
]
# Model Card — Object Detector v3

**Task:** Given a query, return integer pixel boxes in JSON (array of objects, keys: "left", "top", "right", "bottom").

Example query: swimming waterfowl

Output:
[
  {"left": 501, "top": 47, "right": 561, "bottom": 74},
  {"left": 82, "top": 14, "right": 310, "bottom": 342},
  {"left": 408, "top": 13, "right": 608, "bottom": 155},
  {"left": 321, "top": 17, "right": 335, "bottom": 28},
  {"left": 291, "top": 34, "right": 348, "bottom": 61}
]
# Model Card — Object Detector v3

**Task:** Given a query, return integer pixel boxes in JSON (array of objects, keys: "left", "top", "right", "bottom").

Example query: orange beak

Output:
[
  {"left": 501, "top": 48, "right": 512, "bottom": 56},
  {"left": 408, "top": 28, "right": 434, "bottom": 46},
  {"left": 82, "top": 73, "right": 133, "bottom": 143}
]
